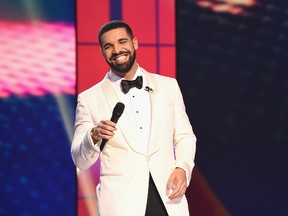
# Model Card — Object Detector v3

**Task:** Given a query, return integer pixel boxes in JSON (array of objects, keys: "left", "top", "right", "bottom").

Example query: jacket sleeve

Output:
[
  {"left": 71, "top": 94, "right": 100, "bottom": 170},
  {"left": 173, "top": 79, "right": 197, "bottom": 186}
]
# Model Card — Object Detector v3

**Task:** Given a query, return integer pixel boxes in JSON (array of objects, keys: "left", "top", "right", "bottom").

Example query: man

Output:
[{"left": 71, "top": 20, "right": 196, "bottom": 216}]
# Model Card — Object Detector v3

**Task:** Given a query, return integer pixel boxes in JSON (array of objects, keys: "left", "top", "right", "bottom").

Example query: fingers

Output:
[
  {"left": 166, "top": 169, "right": 187, "bottom": 200},
  {"left": 167, "top": 178, "right": 186, "bottom": 199},
  {"left": 92, "top": 120, "right": 117, "bottom": 140}
]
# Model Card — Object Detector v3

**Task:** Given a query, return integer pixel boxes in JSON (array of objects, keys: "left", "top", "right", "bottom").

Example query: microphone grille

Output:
[{"left": 113, "top": 102, "right": 125, "bottom": 117}]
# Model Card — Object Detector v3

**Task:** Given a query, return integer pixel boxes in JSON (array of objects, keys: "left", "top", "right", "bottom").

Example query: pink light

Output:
[
  {"left": 195, "top": 0, "right": 257, "bottom": 15},
  {"left": 0, "top": 21, "right": 75, "bottom": 98}
]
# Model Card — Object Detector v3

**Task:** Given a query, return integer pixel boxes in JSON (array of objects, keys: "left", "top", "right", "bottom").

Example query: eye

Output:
[
  {"left": 119, "top": 39, "right": 128, "bottom": 44},
  {"left": 103, "top": 44, "right": 112, "bottom": 50}
]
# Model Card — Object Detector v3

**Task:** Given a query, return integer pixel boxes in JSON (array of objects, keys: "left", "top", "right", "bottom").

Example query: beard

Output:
[{"left": 107, "top": 50, "right": 136, "bottom": 74}]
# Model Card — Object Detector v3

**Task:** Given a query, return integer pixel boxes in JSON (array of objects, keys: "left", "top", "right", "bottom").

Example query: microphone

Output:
[
  {"left": 100, "top": 102, "right": 125, "bottom": 151},
  {"left": 145, "top": 86, "right": 153, "bottom": 93}
]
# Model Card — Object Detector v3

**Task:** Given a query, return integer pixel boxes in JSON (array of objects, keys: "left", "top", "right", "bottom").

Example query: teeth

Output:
[{"left": 114, "top": 55, "right": 126, "bottom": 61}]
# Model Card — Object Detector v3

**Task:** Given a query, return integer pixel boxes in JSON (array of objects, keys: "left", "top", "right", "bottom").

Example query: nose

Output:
[{"left": 112, "top": 43, "right": 122, "bottom": 54}]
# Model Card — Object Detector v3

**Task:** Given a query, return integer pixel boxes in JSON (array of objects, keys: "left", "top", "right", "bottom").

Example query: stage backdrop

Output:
[
  {"left": 177, "top": 0, "right": 288, "bottom": 216},
  {"left": 0, "top": 0, "right": 76, "bottom": 215},
  {"left": 77, "top": 0, "right": 288, "bottom": 216},
  {"left": 76, "top": 0, "right": 177, "bottom": 215},
  {"left": 76, "top": 0, "right": 231, "bottom": 215}
]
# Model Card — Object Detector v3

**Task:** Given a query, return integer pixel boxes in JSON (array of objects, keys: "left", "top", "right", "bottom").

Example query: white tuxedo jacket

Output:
[{"left": 71, "top": 68, "right": 196, "bottom": 216}]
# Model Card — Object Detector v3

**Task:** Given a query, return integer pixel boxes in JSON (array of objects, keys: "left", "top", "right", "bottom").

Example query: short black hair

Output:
[{"left": 98, "top": 20, "right": 134, "bottom": 47}]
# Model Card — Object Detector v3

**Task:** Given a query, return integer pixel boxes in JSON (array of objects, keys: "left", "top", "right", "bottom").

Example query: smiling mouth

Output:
[{"left": 111, "top": 52, "right": 129, "bottom": 64}]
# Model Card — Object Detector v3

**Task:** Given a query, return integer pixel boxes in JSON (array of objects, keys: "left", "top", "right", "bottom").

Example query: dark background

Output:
[{"left": 177, "top": 0, "right": 288, "bottom": 215}]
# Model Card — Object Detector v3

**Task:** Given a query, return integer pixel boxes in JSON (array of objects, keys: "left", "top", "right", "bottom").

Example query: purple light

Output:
[{"left": 0, "top": 21, "right": 75, "bottom": 98}]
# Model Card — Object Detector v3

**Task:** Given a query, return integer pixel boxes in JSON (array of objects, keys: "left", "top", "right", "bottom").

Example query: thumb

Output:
[{"left": 166, "top": 176, "right": 176, "bottom": 195}]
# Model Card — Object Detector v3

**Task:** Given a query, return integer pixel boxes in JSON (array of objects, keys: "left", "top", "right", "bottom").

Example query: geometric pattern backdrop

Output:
[
  {"left": 0, "top": 1, "right": 76, "bottom": 215},
  {"left": 76, "top": 0, "right": 177, "bottom": 215}
]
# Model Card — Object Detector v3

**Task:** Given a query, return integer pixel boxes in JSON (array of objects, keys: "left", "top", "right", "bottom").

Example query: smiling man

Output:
[
  {"left": 71, "top": 20, "right": 197, "bottom": 216},
  {"left": 100, "top": 25, "right": 137, "bottom": 77}
]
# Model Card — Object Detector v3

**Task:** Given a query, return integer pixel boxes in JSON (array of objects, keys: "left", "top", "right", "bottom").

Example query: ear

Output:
[
  {"left": 100, "top": 48, "right": 105, "bottom": 56},
  {"left": 133, "top": 37, "right": 139, "bottom": 50}
]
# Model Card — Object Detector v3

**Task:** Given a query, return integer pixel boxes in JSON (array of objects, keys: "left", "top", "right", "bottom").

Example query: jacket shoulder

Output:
[
  {"left": 78, "top": 80, "right": 104, "bottom": 98},
  {"left": 141, "top": 68, "right": 177, "bottom": 83}
]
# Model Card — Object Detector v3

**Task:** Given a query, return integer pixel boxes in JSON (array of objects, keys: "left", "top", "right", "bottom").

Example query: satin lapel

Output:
[
  {"left": 101, "top": 74, "right": 120, "bottom": 112},
  {"left": 101, "top": 74, "right": 144, "bottom": 154},
  {"left": 143, "top": 70, "right": 161, "bottom": 155}
]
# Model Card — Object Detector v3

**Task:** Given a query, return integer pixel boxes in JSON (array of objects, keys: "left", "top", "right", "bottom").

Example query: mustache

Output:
[{"left": 110, "top": 51, "right": 130, "bottom": 60}]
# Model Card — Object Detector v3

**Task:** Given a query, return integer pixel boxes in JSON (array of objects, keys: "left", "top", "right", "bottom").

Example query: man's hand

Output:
[
  {"left": 91, "top": 120, "right": 117, "bottom": 143},
  {"left": 166, "top": 168, "right": 187, "bottom": 200}
]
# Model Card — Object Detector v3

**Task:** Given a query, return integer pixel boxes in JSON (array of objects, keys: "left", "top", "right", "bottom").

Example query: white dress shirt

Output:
[{"left": 109, "top": 66, "right": 151, "bottom": 155}]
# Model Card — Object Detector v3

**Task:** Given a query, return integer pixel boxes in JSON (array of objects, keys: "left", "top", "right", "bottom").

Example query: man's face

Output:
[{"left": 100, "top": 28, "right": 138, "bottom": 74}]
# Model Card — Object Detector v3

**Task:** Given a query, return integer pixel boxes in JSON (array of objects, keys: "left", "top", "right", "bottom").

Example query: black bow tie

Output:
[{"left": 121, "top": 76, "right": 143, "bottom": 94}]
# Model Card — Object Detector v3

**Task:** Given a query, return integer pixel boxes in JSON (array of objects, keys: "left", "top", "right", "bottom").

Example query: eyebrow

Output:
[
  {"left": 102, "top": 37, "right": 129, "bottom": 48},
  {"left": 118, "top": 38, "right": 128, "bottom": 41}
]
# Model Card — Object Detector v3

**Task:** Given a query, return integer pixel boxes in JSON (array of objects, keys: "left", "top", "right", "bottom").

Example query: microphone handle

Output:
[
  {"left": 100, "top": 139, "right": 108, "bottom": 151},
  {"left": 99, "top": 102, "right": 125, "bottom": 151},
  {"left": 99, "top": 115, "right": 120, "bottom": 151}
]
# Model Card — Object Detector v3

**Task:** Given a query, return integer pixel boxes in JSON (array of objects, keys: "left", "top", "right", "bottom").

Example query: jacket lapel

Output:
[
  {"left": 101, "top": 73, "right": 120, "bottom": 112},
  {"left": 101, "top": 73, "right": 146, "bottom": 154},
  {"left": 142, "top": 70, "right": 161, "bottom": 156}
]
